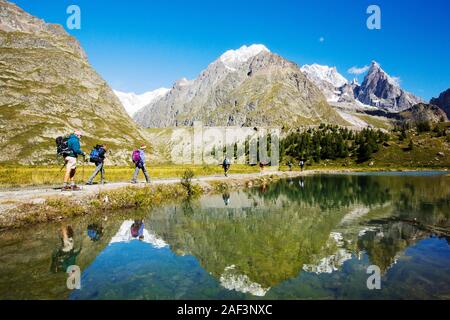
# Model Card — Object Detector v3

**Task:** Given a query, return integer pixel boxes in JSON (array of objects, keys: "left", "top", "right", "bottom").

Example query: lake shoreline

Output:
[{"left": 0, "top": 168, "right": 448, "bottom": 230}]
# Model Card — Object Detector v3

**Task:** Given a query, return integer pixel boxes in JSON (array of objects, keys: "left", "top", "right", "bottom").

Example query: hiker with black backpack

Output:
[
  {"left": 56, "top": 130, "right": 86, "bottom": 191},
  {"left": 222, "top": 157, "right": 231, "bottom": 177},
  {"left": 131, "top": 145, "right": 150, "bottom": 184},
  {"left": 86, "top": 144, "right": 107, "bottom": 185}
]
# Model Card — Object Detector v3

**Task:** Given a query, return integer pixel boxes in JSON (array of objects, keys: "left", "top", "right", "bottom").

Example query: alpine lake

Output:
[{"left": 0, "top": 171, "right": 449, "bottom": 300}]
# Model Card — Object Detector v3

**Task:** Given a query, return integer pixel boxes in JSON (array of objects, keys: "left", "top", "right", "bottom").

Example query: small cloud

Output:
[
  {"left": 319, "top": 37, "right": 325, "bottom": 43},
  {"left": 348, "top": 65, "right": 370, "bottom": 75}
]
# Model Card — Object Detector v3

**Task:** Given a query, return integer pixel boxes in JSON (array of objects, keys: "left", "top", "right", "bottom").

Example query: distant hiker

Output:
[
  {"left": 288, "top": 161, "right": 293, "bottom": 171},
  {"left": 86, "top": 144, "right": 107, "bottom": 185},
  {"left": 222, "top": 157, "right": 231, "bottom": 177},
  {"left": 259, "top": 162, "right": 270, "bottom": 173},
  {"left": 131, "top": 145, "right": 150, "bottom": 184},
  {"left": 299, "top": 160, "right": 305, "bottom": 172},
  {"left": 61, "top": 130, "right": 85, "bottom": 191}
]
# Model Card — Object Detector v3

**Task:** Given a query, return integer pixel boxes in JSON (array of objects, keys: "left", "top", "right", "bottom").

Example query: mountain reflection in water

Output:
[{"left": 0, "top": 173, "right": 449, "bottom": 300}]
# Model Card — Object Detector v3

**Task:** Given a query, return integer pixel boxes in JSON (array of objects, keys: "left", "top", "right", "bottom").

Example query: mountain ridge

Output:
[
  {"left": 0, "top": 0, "right": 150, "bottom": 165},
  {"left": 134, "top": 45, "right": 349, "bottom": 128}
]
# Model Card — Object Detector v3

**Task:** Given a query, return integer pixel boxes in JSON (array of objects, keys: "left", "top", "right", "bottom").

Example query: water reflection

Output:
[
  {"left": 50, "top": 226, "right": 82, "bottom": 274},
  {"left": 0, "top": 172, "right": 449, "bottom": 300}
]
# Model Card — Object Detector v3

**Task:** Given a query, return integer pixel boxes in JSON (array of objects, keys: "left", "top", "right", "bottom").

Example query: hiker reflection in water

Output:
[
  {"left": 222, "top": 192, "right": 231, "bottom": 206},
  {"left": 87, "top": 223, "right": 104, "bottom": 242},
  {"left": 299, "top": 178, "right": 305, "bottom": 189},
  {"left": 50, "top": 226, "right": 82, "bottom": 273},
  {"left": 131, "top": 220, "right": 145, "bottom": 241}
]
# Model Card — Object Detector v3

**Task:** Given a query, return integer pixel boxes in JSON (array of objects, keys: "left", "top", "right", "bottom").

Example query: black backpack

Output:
[{"left": 56, "top": 136, "right": 71, "bottom": 157}]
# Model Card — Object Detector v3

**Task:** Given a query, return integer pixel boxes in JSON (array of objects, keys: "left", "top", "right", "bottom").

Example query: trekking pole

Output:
[{"left": 81, "top": 157, "right": 85, "bottom": 184}]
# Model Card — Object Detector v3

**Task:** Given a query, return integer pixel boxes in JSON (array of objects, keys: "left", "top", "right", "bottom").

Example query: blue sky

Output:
[{"left": 9, "top": 0, "right": 450, "bottom": 100}]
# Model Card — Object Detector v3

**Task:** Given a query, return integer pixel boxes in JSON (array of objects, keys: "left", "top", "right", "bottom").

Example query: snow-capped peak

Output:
[
  {"left": 114, "top": 88, "right": 170, "bottom": 117},
  {"left": 301, "top": 64, "right": 348, "bottom": 88},
  {"left": 219, "top": 44, "right": 270, "bottom": 69}
]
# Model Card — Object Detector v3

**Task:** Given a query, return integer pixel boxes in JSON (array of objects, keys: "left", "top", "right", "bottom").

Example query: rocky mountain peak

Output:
[
  {"left": 430, "top": 88, "right": 450, "bottom": 118},
  {"left": 356, "top": 61, "right": 423, "bottom": 112},
  {"left": 301, "top": 64, "right": 348, "bottom": 88},
  {"left": 0, "top": 0, "right": 86, "bottom": 59},
  {"left": 219, "top": 44, "right": 270, "bottom": 70}
]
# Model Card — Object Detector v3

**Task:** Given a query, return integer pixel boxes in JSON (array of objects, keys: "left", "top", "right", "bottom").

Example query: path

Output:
[{"left": 0, "top": 170, "right": 312, "bottom": 212}]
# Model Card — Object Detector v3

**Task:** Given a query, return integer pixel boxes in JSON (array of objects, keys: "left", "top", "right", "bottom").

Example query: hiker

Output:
[
  {"left": 299, "top": 160, "right": 305, "bottom": 172},
  {"left": 86, "top": 144, "right": 107, "bottom": 185},
  {"left": 288, "top": 161, "right": 293, "bottom": 171},
  {"left": 222, "top": 157, "right": 231, "bottom": 177},
  {"left": 62, "top": 130, "right": 86, "bottom": 191},
  {"left": 131, "top": 145, "right": 150, "bottom": 184}
]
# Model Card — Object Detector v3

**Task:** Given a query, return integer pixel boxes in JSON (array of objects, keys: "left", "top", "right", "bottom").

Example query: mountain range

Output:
[
  {"left": 133, "top": 45, "right": 348, "bottom": 128},
  {"left": 1, "top": 0, "right": 448, "bottom": 165},
  {"left": 131, "top": 45, "right": 438, "bottom": 129}
]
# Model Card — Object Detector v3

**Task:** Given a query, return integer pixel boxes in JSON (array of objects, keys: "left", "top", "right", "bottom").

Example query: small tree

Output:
[{"left": 181, "top": 169, "right": 195, "bottom": 197}]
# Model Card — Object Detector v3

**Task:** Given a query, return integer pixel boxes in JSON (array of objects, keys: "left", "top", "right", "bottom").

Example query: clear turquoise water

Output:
[{"left": 0, "top": 172, "right": 449, "bottom": 300}]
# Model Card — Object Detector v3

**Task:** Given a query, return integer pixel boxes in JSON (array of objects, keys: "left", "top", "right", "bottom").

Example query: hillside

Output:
[{"left": 0, "top": 0, "right": 149, "bottom": 165}]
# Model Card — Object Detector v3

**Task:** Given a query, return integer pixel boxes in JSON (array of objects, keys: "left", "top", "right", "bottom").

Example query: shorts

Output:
[{"left": 65, "top": 156, "right": 77, "bottom": 170}]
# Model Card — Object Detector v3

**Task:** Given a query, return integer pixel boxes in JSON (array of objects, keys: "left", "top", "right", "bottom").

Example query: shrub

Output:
[{"left": 181, "top": 169, "right": 195, "bottom": 197}]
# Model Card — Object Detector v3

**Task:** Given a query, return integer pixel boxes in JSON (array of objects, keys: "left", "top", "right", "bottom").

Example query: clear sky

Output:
[{"left": 9, "top": 0, "right": 450, "bottom": 100}]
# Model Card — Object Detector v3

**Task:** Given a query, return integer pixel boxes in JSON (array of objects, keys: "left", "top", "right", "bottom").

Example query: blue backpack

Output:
[{"left": 90, "top": 147, "right": 101, "bottom": 163}]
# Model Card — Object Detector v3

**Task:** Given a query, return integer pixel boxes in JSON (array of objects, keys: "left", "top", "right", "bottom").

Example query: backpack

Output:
[
  {"left": 56, "top": 136, "right": 71, "bottom": 157},
  {"left": 132, "top": 150, "right": 141, "bottom": 163},
  {"left": 90, "top": 146, "right": 101, "bottom": 163}
]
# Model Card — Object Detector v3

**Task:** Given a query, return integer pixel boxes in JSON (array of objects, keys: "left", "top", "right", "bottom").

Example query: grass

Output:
[
  {"left": 1, "top": 130, "right": 449, "bottom": 188},
  {"left": 0, "top": 164, "right": 260, "bottom": 188}
]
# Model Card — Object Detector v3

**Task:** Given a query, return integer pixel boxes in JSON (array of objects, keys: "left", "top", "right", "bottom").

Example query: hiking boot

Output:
[
  {"left": 71, "top": 185, "right": 82, "bottom": 191},
  {"left": 61, "top": 186, "right": 72, "bottom": 192},
  {"left": 130, "top": 180, "right": 137, "bottom": 184},
  {"left": 86, "top": 182, "right": 93, "bottom": 186}
]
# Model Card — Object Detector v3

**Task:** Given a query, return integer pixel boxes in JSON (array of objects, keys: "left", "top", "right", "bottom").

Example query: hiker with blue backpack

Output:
[
  {"left": 86, "top": 144, "right": 107, "bottom": 185},
  {"left": 131, "top": 144, "right": 150, "bottom": 184}
]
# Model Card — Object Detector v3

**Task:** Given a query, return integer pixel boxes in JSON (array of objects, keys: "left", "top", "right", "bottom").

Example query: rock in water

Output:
[
  {"left": 134, "top": 44, "right": 349, "bottom": 128},
  {"left": 0, "top": 0, "right": 148, "bottom": 165}
]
